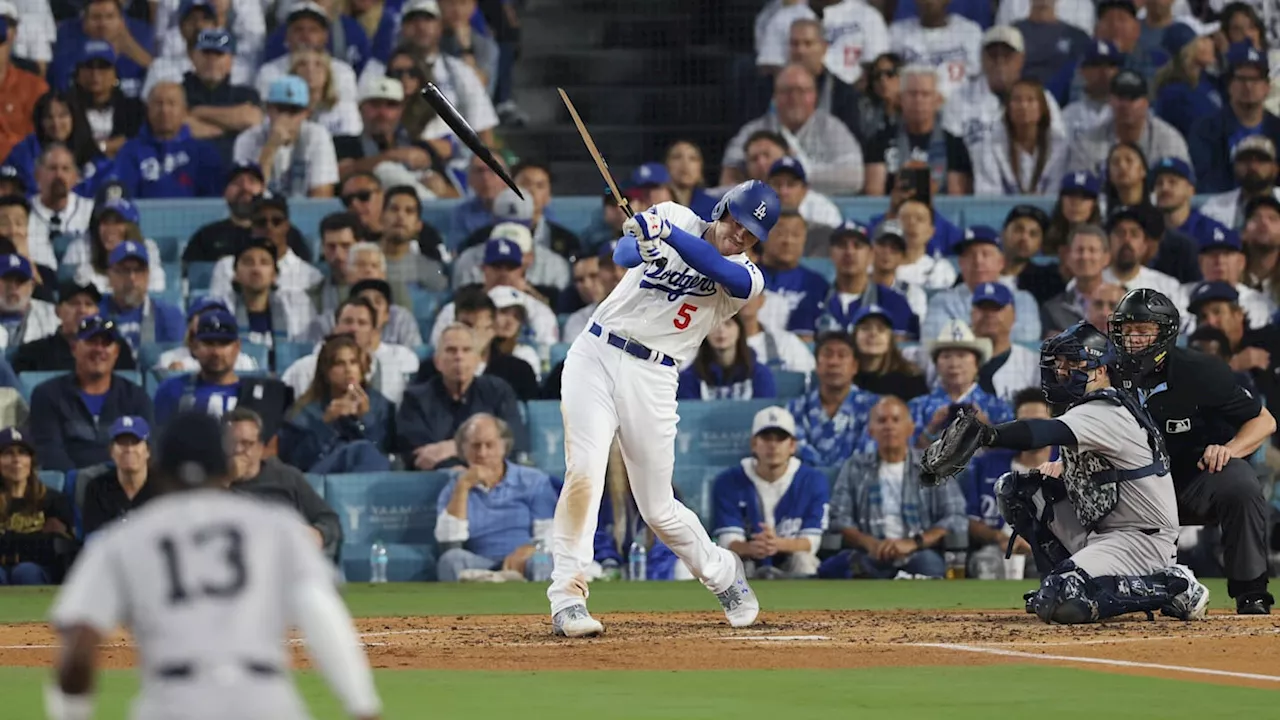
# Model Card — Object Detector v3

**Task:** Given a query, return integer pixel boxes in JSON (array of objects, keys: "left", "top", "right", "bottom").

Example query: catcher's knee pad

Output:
[
  {"left": 995, "top": 471, "right": 1070, "bottom": 570},
  {"left": 1033, "top": 562, "right": 1192, "bottom": 625},
  {"left": 1032, "top": 562, "right": 1098, "bottom": 625}
]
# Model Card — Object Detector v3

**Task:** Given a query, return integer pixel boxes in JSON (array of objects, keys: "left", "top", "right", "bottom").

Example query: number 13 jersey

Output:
[{"left": 591, "top": 202, "right": 765, "bottom": 364}]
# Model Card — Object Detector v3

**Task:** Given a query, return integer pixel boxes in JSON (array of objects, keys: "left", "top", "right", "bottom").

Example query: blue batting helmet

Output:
[
  {"left": 711, "top": 180, "right": 780, "bottom": 243},
  {"left": 1040, "top": 321, "right": 1116, "bottom": 404}
]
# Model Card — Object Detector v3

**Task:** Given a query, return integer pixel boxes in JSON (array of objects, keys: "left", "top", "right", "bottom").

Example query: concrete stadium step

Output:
[{"left": 513, "top": 48, "right": 733, "bottom": 87}]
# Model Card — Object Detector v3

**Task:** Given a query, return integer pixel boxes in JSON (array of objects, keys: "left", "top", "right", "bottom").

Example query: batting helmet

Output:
[
  {"left": 1108, "top": 288, "right": 1180, "bottom": 377},
  {"left": 156, "top": 411, "right": 231, "bottom": 488},
  {"left": 1040, "top": 321, "right": 1116, "bottom": 403},
  {"left": 711, "top": 180, "right": 780, "bottom": 243}
]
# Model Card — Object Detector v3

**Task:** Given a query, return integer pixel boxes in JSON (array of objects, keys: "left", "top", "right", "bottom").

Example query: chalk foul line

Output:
[{"left": 912, "top": 642, "right": 1280, "bottom": 683}]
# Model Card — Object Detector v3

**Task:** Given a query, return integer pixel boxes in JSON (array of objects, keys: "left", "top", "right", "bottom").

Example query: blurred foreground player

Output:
[{"left": 46, "top": 411, "right": 381, "bottom": 720}]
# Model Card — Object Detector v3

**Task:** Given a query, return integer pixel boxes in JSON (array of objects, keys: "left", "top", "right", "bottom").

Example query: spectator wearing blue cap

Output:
[
  {"left": 28, "top": 314, "right": 153, "bottom": 471},
  {"left": 11, "top": 278, "right": 136, "bottom": 372},
  {"left": 1066, "top": 69, "right": 1190, "bottom": 176},
  {"left": 62, "top": 40, "right": 146, "bottom": 159},
  {"left": 154, "top": 297, "right": 262, "bottom": 371},
  {"left": 153, "top": 307, "right": 293, "bottom": 442},
  {"left": 1188, "top": 280, "right": 1280, "bottom": 425},
  {"left": 0, "top": 163, "right": 24, "bottom": 197},
  {"left": 50, "top": 1, "right": 154, "bottom": 98},
  {"left": 452, "top": 214, "right": 563, "bottom": 305},
  {"left": 969, "top": 281, "right": 1038, "bottom": 403},
  {"left": 850, "top": 304, "right": 926, "bottom": 401},
  {"left": 143, "top": 2, "right": 250, "bottom": 101},
  {"left": 1152, "top": 22, "right": 1223, "bottom": 140},
  {"left": 814, "top": 221, "right": 918, "bottom": 339},
  {"left": 1000, "top": 204, "right": 1064, "bottom": 303},
  {"left": 232, "top": 74, "right": 339, "bottom": 198},
  {"left": 108, "top": 82, "right": 225, "bottom": 199},
  {"left": 65, "top": 198, "right": 166, "bottom": 296},
  {"left": 1189, "top": 42, "right": 1280, "bottom": 194},
  {"left": 0, "top": 426, "right": 76, "bottom": 584},
  {"left": 766, "top": 157, "right": 841, "bottom": 233},
  {"left": 1154, "top": 156, "right": 1232, "bottom": 249},
  {"left": 921, "top": 226, "right": 1042, "bottom": 345},
  {"left": 0, "top": 252, "right": 57, "bottom": 350},
  {"left": 80, "top": 415, "right": 156, "bottom": 536},
  {"left": 261, "top": 0, "right": 369, "bottom": 83},
  {"left": 1060, "top": 39, "right": 1123, "bottom": 142},
  {"left": 171, "top": 29, "right": 262, "bottom": 165},
  {"left": 152, "top": 0, "right": 265, "bottom": 70},
  {"left": 1184, "top": 228, "right": 1274, "bottom": 330},
  {"left": 0, "top": 1, "right": 49, "bottom": 163},
  {"left": 1012, "top": 0, "right": 1090, "bottom": 88},
  {"left": 98, "top": 240, "right": 184, "bottom": 350},
  {"left": 759, "top": 211, "right": 829, "bottom": 339}
]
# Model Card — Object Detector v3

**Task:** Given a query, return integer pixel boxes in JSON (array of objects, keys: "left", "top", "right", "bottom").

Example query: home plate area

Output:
[{"left": 0, "top": 611, "right": 1276, "bottom": 687}]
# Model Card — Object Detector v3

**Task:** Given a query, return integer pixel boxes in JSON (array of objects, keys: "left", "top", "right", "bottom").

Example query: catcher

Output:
[{"left": 921, "top": 322, "right": 1210, "bottom": 624}]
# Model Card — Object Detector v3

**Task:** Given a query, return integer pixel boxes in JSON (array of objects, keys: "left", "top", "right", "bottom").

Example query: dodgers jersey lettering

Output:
[{"left": 592, "top": 202, "right": 765, "bottom": 362}]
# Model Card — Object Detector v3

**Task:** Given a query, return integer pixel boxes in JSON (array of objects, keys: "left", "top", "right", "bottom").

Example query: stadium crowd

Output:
[{"left": 0, "top": 0, "right": 1272, "bottom": 597}]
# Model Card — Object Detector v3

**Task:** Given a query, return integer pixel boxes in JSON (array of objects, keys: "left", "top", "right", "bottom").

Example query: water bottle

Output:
[
  {"left": 628, "top": 530, "right": 648, "bottom": 582},
  {"left": 370, "top": 540, "right": 389, "bottom": 583},
  {"left": 528, "top": 539, "right": 553, "bottom": 582}
]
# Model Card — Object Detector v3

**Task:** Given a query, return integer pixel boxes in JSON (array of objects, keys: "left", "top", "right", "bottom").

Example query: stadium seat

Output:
[
  {"left": 799, "top": 257, "right": 835, "bottom": 284},
  {"left": 38, "top": 470, "right": 65, "bottom": 494},
  {"left": 274, "top": 340, "right": 315, "bottom": 374},
  {"left": 324, "top": 470, "right": 454, "bottom": 581},
  {"left": 19, "top": 370, "right": 143, "bottom": 402},
  {"left": 774, "top": 370, "right": 809, "bottom": 398},
  {"left": 241, "top": 342, "right": 270, "bottom": 369},
  {"left": 409, "top": 288, "right": 450, "bottom": 325},
  {"left": 676, "top": 399, "right": 776, "bottom": 468},
  {"left": 153, "top": 236, "right": 183, "bottom": 262},
  {"left": 138, "top": 341, "right": 183, "bottom": 370},
  {"left": 526, "top": 400, "right": 565, "bottom": 475},
  {"left": 550, "top": 342, "right": 571, "bottom": 368},
  {"left": 412, "top": 344, "right": 432, "bottom": 361},
  {"left": 305, "top": 473, "right": 325, "bottom": 498},
  {"left": 186, "top": 262, "right": 217, "bottom": 291}
]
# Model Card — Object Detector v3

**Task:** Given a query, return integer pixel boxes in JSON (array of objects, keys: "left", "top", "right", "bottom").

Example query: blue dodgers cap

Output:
[
  {"left": 0, "top": 163, "right": 25, "bottom": 191},
  {"left": 1060, "top": 170, "right": 1100, "bottom": 196},
  {"left": 108, "top": 240, "right": 149, "bottom": 267},
  {"left": 711, "top": 179, "right": 781, "bottom": 244},
  {"left": 0, "top": 427, "right": 34, "bottom": 453},
  {"left": 629, "top": 162, "right": 670, "bottom": 188},
  {"left": 850, "top": 303, "right": 893, "bottom": 327},
  {"left": 0, "top": 254, "right": 32, "bottom": 281},
  {"left": 96, "top": 197, "right": 140, "bottom": 225},
  {"left": 483, "top": 236, "right": 523, "bottom": 267},
  {"left": 187, "top": 296, "right": 230, "bottom": 319},
  {"left": 1198, "top": 225, "right": 1243, "bottom": 253},
  {"left": 1152, "top": 156, "right": 1195, "bottom": 184},
  {"left": 195, "top": 28, "right": 235, "bottom": 54},
  {"left": 1227, "top": 41, "right": 1269, "bottom": 76},
  {"left": 971, "top": 281, "right": 1014, "bottom": 308},
  {"left": 955, "top": 225, "right": 1002, "bottom": 253},
  {"left": 78, "top": 40, "right": 117, "bottom": 66},
  {"left": 1162, "top": 22, "right": 1198, "bottom": 59},
  {"left": 1187, "top": 280, "right": 1241, "bottom": 314},
  {"left": 76, "top": 315, "right": 119, "bottom": 341},
  {"left": 194, "top": 308, "right": 239, "bottom": 341},
  {"left": 768, "top": 157, "right": 807, "bottom": 183},
  {"left": 109, "top": 415, "right": 150, "bottom": 442},
  {"left": 178, "top": 0, "right": 215, "bottom": 19},
  {"left": 266, "top": 75, "right": 310, "bottom": 108},
  {"left": 830, "top": 219, "right": 872, "bottom": 245},
  {"left": 1083, "top": 38, "right": 1123, "bottom": 66}
]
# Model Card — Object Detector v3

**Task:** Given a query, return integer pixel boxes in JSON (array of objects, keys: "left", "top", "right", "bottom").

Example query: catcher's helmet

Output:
[
  {"left": 156, "top": 410, "right": 231, "bottom": 488},
  {"left": 712, "top": 180, "right": 780, "bottom": 244},
  {"left": 1040, "top": 321, "right": 1117, "bottom": 403},
  {"left": 1108, "top": 288, "right": 1180, "bottom": 377}
]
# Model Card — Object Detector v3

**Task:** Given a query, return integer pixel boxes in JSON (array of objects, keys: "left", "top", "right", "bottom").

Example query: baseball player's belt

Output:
[{"left": 590, "top": 323, "right": 676, "bottom": 367}]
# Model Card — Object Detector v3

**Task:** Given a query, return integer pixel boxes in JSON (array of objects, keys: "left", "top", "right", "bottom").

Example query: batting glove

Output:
[{"left": 623, "top": 211, "right": 672, "bottom": 242}]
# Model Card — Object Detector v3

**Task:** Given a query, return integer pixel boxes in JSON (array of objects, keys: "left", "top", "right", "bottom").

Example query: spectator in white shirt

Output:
[
  {"left": 152, "top": 0, "right": 264, "bottom": 66},
  {"left": 942, "top": 26, "right": 1063, "bottom": 149},
  {"left": 28, "top": 145, "right": 93, "bottom": 270},
  {"left": 11, "top": 0, "right": 55, "bottom": 75},
  {"left": 0, "top": 254, "right": 57, "bottom": 350},
  {"left": 888, "top": 0, "right": 983, "bottom": 101},
  {"left": 232, "top": 75, "right": 339, "bottom": 198},
  {"left": 255, "top": 1, "right": 358, "bottom": 101},
  {"left": 756, "top": 0, "right": 817, "bottom": 73},
  {"left": 210, "top": 235, "right": 315, "bottom": 346},
  {"left": 1102, "top": 205, "right": 1185, "bottom": 310},
  {"left": 721, "top": 63, "right": 865, "bottom": 195},
  {"left": 154, "top": 297, "right": 262, "bottom": 371},
  {"left": 290, "top": 47, "right": 361, "bottom": 138},
  {"left": 766, "top": 156, "right": 842, "bottom": 232},
  {"left": 430, "top": 236, "right": 559, "bottom": 350},
  {"left": 969, "top": 282, "right": 1039, "bottom": 403},
  {"left": 1062, "top": 40, "right": 1122, "bottom": 142},
  {"left": 209, "top": 195, "right": 322, "bottom": 296},
  {"left": 283, "top": 295, "right": 419, "bottom": 404},
  {"left": 141, "top": 0, "right": 255, "bottom": 99},
  {"left": 970, "top": 78, "right": 1068, "bottom": 196},
  {"left": 67, "top": 198, "right": 165, "bottom": 294},
  {"left": 890, "top": 205, "right": 957, "bottom": 290}
]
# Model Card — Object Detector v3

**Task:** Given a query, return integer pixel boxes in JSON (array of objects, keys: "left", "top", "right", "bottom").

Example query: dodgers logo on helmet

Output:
[{"left": 712, "top": 180, "right": 780, "bottom": 244}]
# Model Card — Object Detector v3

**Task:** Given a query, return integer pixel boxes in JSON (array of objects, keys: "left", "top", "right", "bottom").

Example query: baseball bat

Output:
[
  {"left": 557, "top": 88, "right": 632, "bottom": 219},
  {"left": 420, "top": 83, "right": 523, "bottom": 200}
]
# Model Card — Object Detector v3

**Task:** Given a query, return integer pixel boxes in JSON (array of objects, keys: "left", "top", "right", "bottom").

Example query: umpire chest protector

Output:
[{"left": 1059, "top": 387, "right": 1170, "bottom": 530}]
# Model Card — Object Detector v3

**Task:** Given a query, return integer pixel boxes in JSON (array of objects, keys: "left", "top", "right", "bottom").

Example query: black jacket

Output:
[
  {"left": 27, "top": 373, "right": 154, "bottom": 471},
  {"left": 230, "top": 457, "right": 342, "bottom": 558},
  {"left": 11, "top": 332, "right": 137, "bottom": 373},
  {"left": 183, "top": 218, "right": 312, "bottom": 263},
  {"left": 396, "top": 374, "right": 527, "bottom": 456},
  {"left": 80, "top": 466, "right": 157, "bottom": 536},
  {"left": 415, "top": 343, "right": 539, "bottom": 401}
]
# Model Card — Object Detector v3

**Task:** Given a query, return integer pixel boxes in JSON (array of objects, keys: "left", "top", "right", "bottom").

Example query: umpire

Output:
[{"left": 1110, "top": 289, "right": 1276, "bottom": 614}]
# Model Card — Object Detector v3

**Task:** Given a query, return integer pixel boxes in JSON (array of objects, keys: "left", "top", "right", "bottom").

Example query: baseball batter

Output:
[
  {"left": 923, "top": 322, "right": 1209, "bottom": 624},
  {"left": 547, "top": 180, "right": 779, "bottom": 637},
  {"left": 46, "top": 412, "right": 381, "bottom": 720}
]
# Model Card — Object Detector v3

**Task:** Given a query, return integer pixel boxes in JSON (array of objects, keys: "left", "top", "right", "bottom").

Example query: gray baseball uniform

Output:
[
  {"left": 50, "top": 490, "right": 337, "bottom": 720},
  {"left": 1050, "top": 401, "right": 1180, "bottom": 577}
]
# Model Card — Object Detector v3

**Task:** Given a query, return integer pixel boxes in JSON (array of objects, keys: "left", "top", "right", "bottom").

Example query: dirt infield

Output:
[{"left": 1, "top": 611, "right": 1277, "bottom": 688}]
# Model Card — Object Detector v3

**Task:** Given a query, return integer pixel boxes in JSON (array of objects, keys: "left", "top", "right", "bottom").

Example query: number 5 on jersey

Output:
[{"left": 673, "top": 303, "right": 698, "bottom": 330}]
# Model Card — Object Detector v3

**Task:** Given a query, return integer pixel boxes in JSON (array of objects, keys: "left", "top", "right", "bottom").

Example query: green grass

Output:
[{"left": 0, "top": 580, "right": 1268, "bottom": 718}]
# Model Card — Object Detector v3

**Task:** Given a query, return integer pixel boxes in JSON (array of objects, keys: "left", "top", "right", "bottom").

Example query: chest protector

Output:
[{"left": 1059, "top": 387, "right": 1170, "bottom": 530}]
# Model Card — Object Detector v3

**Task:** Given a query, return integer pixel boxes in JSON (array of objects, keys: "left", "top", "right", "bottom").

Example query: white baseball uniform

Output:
[
  {"left": 888, "top": 15, "right": 983, "bottom": 100},
  {"left": 546, "top": 202, "right": 764, "bottom": 614},
  {"left": 49, "top": 490, "right": 379, "bottom": 720},
  {"left": 822, "top": 0, "right": 890, "bottom": 85}
]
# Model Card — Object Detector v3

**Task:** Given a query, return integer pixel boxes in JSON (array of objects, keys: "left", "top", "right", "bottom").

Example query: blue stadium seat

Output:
[
  {"left": 19, "top": 370, "right": 143, "bottom": 402},
  {"left": 672, "top": 465, "right": 719, "bottom": 524},
  {"left": 676, "top": 399, "right": 776, "bottom": 468},
  {"left": 154, "top": 237, "right": 184, "bottom": 263},
  {"left": 412, "top": 344, "right": 432, "bottom": 361},
  {"left": 550, "top": 342, "right": 571, "bottom": 368},
  {"left": 799, "top": 257, "right": 835, "bottom": 284},
  {"left": 324, "top": 471, "right": 454, "bottom": 581},
  {"left": 417, "top": 315, "right": 433, "bottom": 347},
  {"left": 274, "top": 340, "right": 314, "bottom": 374},
  {"left": 773, "top": 370, "right": 809, "bottom": 399},
  {"left": 241, "top": 342, "right": 269, "bottom": 369},
  {"left": 39, "top": 470, "right": 65, "bottom": 494},
  {"left": 138, "top": 341, "right": 183, "bottom": 370},
  {"left": 187, "top": 262, "right": 217, "bottom": 291},
  {"left": 526, "top": 400, "right": 565, "bottom": 475},
  {"left": 305, "top": 473, "right": 325, "bottom": 498},
  {"left": 410, "top": 288, "right": 450, "bottom": 324}
]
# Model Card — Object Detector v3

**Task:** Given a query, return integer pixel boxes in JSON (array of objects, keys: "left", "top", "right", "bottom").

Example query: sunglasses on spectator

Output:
[
  {"left": 341, "top": 191, "right": 374, "bottom": 206},
  {"left": 252, "top": 215, "right": 288, "bottom": 228}
]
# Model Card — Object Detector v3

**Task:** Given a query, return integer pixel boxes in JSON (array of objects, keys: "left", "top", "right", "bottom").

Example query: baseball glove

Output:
[{"left": 920, "top": 408, "right": 995, "bottom": 486}]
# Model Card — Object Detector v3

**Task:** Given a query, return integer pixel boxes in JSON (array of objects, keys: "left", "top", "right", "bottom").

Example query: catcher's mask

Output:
[
  {"left": 1108, "top": 288, "right": 1179, "bottom": 377},
  {"left": 1040, "top": 321, "right": 1116, "bottom": 403}
]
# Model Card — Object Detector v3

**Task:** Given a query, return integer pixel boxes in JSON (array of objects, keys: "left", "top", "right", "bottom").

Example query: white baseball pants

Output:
[{"left": 547, "top": 330, "right": 737, "bottom": 615}]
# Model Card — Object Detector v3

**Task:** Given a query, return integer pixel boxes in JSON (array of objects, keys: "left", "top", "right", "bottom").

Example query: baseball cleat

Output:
[
  {"left": 1236, "top": 592, "right": 1274, "bottom": 615},
  {"left": 1161, "top": 565, "right": 1210, "bottom": 621},
  {"left": 717, "top": 554, "right": 760, "bottom": 628},
  {"left": 552, "top": 604, "right": 604, "bottom": 638}
]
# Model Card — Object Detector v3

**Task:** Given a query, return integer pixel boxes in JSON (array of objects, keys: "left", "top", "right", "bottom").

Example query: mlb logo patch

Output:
[{"left": 1166, "top": 418, "right": 1191, "bottom": 434}]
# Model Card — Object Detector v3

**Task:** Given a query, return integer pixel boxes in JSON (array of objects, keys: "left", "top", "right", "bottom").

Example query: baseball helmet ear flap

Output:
[{"left": 712, "top": 180, "right": 780, "bottom": 244}]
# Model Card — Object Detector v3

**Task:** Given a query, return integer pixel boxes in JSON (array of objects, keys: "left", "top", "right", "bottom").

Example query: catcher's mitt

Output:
[{"left": 919, "top": 408, "right": 995, "bottom": 486}]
